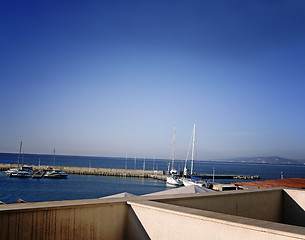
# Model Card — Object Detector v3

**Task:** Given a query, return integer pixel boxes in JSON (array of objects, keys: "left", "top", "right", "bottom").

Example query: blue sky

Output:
[{"left": 1, "top": 0, "right": 305, "bottom": 160}]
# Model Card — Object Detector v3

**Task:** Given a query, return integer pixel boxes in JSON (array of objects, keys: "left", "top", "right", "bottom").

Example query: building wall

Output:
[
  {"left": 1, "top": 188, "right": 304, "bottom": 240},
  {"left": 155, "top": 189, "right": 283, "bottom": 222},
  {"left": 128, "top": 200, "right": 305, "bottom": 240},
  {"left": 0, "top": 200, "right": 127, "bottom": 240}
]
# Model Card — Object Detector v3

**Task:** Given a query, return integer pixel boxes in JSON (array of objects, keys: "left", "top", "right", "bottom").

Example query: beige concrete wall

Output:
[
  {"left": 155, "top": 189, "right": 283, "bottom": 222},
  {"left": 0, "top": 199, "right": 127, "bottom": 240},
  {"left": 128, "top": 200, "right": 305, "bottom": 240},
  {"left": 1, "top": 187, "right": 304, "bottom": 240}
]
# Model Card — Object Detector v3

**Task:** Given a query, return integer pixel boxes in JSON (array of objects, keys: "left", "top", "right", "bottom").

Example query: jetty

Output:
[
  {"left": 192, "top": 173, "right": 260, "bottom": 180},
  {"left": 0, "top": 163, "right": 167, "bottom": 181},
  {"left": 0, "top": 163, "right": 260, "bottom": 181}
]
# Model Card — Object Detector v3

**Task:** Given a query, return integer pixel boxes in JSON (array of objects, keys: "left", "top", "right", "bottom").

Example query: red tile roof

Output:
[{"left": 233, "top": 178, "right": 305, "bottom": 189}]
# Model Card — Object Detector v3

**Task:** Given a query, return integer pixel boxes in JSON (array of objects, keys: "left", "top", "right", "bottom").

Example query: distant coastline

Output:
[
  {"left": 212, "top": 156, "right": 305, "bottom": 166},
  {"left": 0, "top": 152, "right": 304, "bottom": 166}
]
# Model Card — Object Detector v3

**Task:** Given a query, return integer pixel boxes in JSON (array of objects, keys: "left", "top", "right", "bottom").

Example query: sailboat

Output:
[
  {"left": 182, "top": 124, "right": 206, "bottom": 187},
  {"left": 166, "top": 126, "right": 183, "bottom": 186},
  {"left": 5, "top": 142, "right": 34, "bottom": 177},
  {"left": 44, "top": 149, "right": 68, "bottom": 178}
]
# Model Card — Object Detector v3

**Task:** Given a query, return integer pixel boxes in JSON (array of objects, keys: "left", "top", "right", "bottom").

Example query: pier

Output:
[
  {"left": 0, "top": 163, "right": 167, "bottom": 181},
  {"left": 0, "top": 163, "right": 259, "bottom": 181},
  {"left": 192, "top": 174, "right": 260, "bottom": 180}
]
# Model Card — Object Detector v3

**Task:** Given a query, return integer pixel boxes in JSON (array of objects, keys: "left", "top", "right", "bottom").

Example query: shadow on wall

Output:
[
  {"left": 282, "top": 190, "right": 305, "bottom": 227},
  {"left": 126, "top": 205, "right": 150, "bottom": 240}
]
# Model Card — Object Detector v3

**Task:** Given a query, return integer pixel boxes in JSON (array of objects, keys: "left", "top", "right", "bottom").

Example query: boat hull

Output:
[
  {"left": 44, "top": 175, "right": 68, "bottom": 179},
  {"left": 182, "top": 178, "right": 208, "bottom": 187},
  {"left": 44, "top": 168, "right": 68, "bottom": 179},
  {"left": 166, "top": 176, "right": 183, "bottom": 186}
]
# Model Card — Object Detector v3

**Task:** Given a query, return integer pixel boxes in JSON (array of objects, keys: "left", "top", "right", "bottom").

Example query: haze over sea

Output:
[{"left": 0, "top": 153, "right": 304, "bottom": 204}]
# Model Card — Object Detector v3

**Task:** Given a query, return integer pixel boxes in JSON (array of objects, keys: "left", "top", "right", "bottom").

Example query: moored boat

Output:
[
  {"left": 182, "top": 176, "right": 207, "bottom": 187},
  {"left": 44, "top": 168, "right": 68, "bottom": 178},
  {"left": 166, "top": 127, "right": 183, "bottom": 186},
  {"left": 167, "top": 175, "right": 183, "bottom": 186},
  {"left": 182, "top": 124, "right": 204, "bottom": 187},
  {"left": 5, "top": 142, "right": 34, "bottom": 177},
  {"left": 32, "top": 170, "right": 45, "bottom": 178},
  {"left": 6, "top": 166, "right": 34, "bottom": 178}
]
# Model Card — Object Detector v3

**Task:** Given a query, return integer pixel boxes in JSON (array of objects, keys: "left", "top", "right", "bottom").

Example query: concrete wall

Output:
[
  {"left": 1, "top": 188, "right": 304, "bottom": 240},
  {"left": 0, "top": 199, "right": 127, "bottom": 240},
  {"left": 154, "top": 188, "right": 283, "bottom": 222},
  {"left": 128, "top": 200, "right": 305, "bottom": 240}
]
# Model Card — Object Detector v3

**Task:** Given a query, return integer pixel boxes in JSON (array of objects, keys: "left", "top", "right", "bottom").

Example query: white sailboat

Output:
[
  {"left": 166, "top": 126, "right": 183, "bottom": 186},
  {"left": 182, "top": 124, "right": 206, "bottom": 187},
  {"left": 44, "top": 168, "right": 68, "bottom": 178},
  {"left": 44, "top": 149, "right": 68, "bottom": 178},
  {"left": 6, "top": 142, "right": 34, "bottom": 177}
]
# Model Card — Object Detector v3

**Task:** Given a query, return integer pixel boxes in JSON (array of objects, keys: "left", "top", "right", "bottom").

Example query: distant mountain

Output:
[{"left": 213, "top": 156, "right": 305, "bottom": 165}]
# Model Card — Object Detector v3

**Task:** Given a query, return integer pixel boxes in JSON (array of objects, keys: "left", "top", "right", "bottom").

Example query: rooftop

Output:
[
  {"left": 0, "top": 180, "right": 304, "bottom": 239},
  {"left": 234, "top": 178, "right": 305, "bottom": 189}
]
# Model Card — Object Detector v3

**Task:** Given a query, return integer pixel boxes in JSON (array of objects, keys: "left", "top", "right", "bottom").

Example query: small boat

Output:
[
  {"left": 9, "top": 170, "right": 32, "bottom": 178},
  {"left": 17, "top": 198, "right": 27, "bottom": 203},
  {"left": 5, "top": 168, "right": 19, "bottom": 176},
  {"left": 32, "top": 170, "right": 45, "bottom": 178},
  {"left": 182, "top": 176, "right": 206, "bottom": 187},
  {"left": 44, "top": 150, "right": 68, "bottom": 178},
  {"left": 167, "top": 175, "right": 183, "bottom": 186},
  {"left": 44, "top": 168, "right": 68, "bottom": 178},
  {"left": 5, "top": 143, "right": 34, "bottom": 177},
  {"left": 32, "top": 159, "right": 44, "bottom": 178},
  {"left": 7, "top": 166, "right": 34, "bottom": 178}
]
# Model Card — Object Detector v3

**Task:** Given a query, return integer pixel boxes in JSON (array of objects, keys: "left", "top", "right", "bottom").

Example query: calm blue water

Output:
[{"left": 0, "top": 153, "right": 304, "bottom": 204}]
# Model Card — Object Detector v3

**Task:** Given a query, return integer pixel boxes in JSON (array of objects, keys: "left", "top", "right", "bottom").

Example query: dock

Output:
[
  {"left": 191, "top": 173, "right": 260, "bottom": 180},
  {"left": 0, "top": 163, "right": 260, "bottom": 181},
  {"left": 0, "top": 163, "right": 167, "bottom": 181}
]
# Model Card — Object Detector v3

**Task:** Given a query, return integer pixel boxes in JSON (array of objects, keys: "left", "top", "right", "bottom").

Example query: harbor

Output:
[
  {"left": 0, "top": 158, "right": 304, "bottom": 204},
  {"left": 0, "top": 163, "right": 259, "bottom": 181},
  {"left": 0, "top": 163, "right": 167, "bottom": 181}
]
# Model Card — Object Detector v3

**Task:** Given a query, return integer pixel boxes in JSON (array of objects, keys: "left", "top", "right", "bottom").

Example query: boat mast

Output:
[
  {"left": 22, "top": 151, "right": 24, "bottom": 166},
  {"left": 134, "top": 155, "right": 136, "bottom": 170},
  {"left": 53, "top": 148, "right": 56, "bottom": 166},
  {"left": 143, "top": 156, "right": 145, "bottom": 176},
  {"left": 125, "top": 155, "right": 127, "bottom": 170},
  {"left": 184, "top": 134, "right": 192, "bottom": 177},
  {"left": 190, "top": 123, "right": 196, "bottom": 176},
  {"left": 17, "top": 141, "right": 23, "bottom": 168},
  {"left": 170, "top": 126, "right": 176, "bottom": 172}
]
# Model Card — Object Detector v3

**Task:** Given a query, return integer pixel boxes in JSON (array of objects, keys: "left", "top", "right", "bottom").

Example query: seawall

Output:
[{"left": 0, "top": 163, "right": 167, "bottom": 181}]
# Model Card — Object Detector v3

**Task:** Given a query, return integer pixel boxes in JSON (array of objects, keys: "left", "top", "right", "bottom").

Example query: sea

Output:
[{"left": 0, "top": 153, "right": 304, "bottom": 204}]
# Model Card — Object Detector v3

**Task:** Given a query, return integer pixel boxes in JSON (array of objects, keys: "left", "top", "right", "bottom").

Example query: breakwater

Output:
[
  {"left": 0, "top": 163, "right": 167, "bottom": 181},
  {"left": 193, "top": 174, "right": 260, "bottom": 180},
  {"left": 0, "top": 163, "right": 260, "bottom": 181}
]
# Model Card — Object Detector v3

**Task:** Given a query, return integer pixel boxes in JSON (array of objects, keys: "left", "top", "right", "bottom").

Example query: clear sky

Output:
[{"left": 1, "top": 0, "right": 305, "bottom": 160}]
